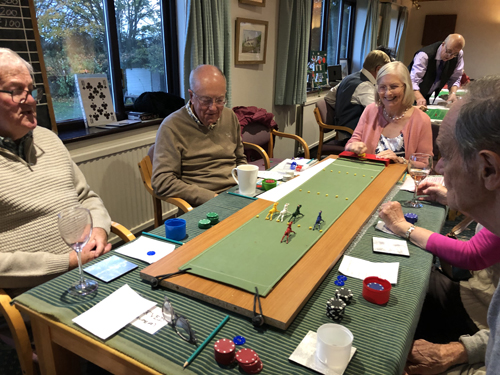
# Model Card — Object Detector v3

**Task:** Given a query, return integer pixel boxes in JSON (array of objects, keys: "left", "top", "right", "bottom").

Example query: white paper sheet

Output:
[
  {"left": 258, "top": 159, "right": 335, "bottom": 202},
  {"left": 339, "top": 255, "right": 399, "bottom": 284},
  {"left": 72, "top": 284, "right": 157, "bottom": 340},
  {"left": 114, "top": 236, "right": 175, "bottom": 264},
  {"left": 372, "top": 237, "right": 410, "bottom": 257},
  {"left": 131, "top": 306, "right": 167, "bottom": 334},
  {"left": 400, "top": 175, "right": 444, "bottom": 192}
]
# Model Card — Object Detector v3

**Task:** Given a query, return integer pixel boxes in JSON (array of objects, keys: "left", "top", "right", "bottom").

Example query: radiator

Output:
[{"left": 67, "top": 127, "right": 177, "bottom": 244}]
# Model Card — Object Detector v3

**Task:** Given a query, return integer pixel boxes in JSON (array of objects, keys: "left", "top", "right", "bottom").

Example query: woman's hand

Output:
[
  {"left": 417, "top": 180, "right": 448, "bottom": 205},
  {"left": 379, "top": 201, "right": 411, "bottom": 237},
  {"left": 345, "top": 142, "right": 367, "bottom": 155},
  {"left": 376, "top": 149, "right": 405, "bottom": 163}
]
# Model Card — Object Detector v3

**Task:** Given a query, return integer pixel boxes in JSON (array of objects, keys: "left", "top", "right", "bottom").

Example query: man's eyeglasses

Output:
[
  {"left": 192, "top": 92, "right": 226, "bottom": 107},
  {"left": 443, "top": 47, "right": 459, "bottom": 58},
  {"left": 162, "top": 296, "right": 197, "bottom": 345},
  {"left": 377, "top": 84, "right": 405, "bottom": 93},
  {"left": 0, "top": 88, "right": 43, "bottom": 103}
]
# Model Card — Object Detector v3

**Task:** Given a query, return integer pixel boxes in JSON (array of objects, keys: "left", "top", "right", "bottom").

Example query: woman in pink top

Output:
[{"left": 345, "top": 61, "right": 433, "bottom": 163}]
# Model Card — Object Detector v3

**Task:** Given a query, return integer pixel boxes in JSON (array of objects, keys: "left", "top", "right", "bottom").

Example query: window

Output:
[
  {"left": 34, "top": 0, "right": 179, "bottom": 125},
  {"left": 310, "top": 0, "right": 356, "bottom": 75}
]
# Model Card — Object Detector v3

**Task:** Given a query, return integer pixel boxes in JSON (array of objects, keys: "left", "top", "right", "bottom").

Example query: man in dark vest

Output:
[
  {"left": 324, "top": 50, "right": 390, "bottom": 138},
  {"left": 409, "top": 34, "right": 465, "bottom": 106}
]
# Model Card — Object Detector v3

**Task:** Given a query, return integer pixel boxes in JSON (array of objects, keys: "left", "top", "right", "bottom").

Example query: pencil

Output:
[
  {"left": 402, "top": 171, "right": 408, "bottom": 182},
  {"left": 306, "top": 158, "right": 316, "bottom": 164},
  {"left": 227, "top": 191, "right": 257, "bottom": 200},
  {"left": 141, "top": 232, "right": 184, "bottom": 246},
  {"left": 184, "top": 315, "right": 230, "bottom": 369}
]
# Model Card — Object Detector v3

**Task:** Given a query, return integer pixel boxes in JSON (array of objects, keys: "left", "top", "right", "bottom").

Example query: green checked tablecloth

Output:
[{"left": 14, "top": 189, "right": 446, "bottom": 375}]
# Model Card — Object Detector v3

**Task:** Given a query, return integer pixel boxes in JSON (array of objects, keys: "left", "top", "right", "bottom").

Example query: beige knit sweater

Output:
[
  {"left": 152, "top": 106, "right": 247, "bottom": 206},
  {"left": 0, "top": 126, "right": 111, "bottom": 292}
]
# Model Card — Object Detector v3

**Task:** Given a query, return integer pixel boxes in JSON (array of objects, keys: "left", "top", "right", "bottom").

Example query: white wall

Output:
[{"left": 403, "top": 0, "right": 500, "bottom": 79}]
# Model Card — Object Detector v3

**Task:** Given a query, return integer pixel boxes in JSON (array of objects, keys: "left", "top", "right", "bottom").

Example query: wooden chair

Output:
[
  {"left": 0, "top": 221, "right": 136, "bottom": 375},
  {"left": 241, "top": 123, "right": 310, "bottom": 171},
  {"left": 138, "top": 145, "right": 193, "bottom": 228},
  {"left": 314, "top": 98, "right": 354, "bottom": 160}
]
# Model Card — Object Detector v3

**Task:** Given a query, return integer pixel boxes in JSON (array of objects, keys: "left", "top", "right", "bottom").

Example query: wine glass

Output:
[
  {"left": 403, "top": 153, "right": 433, "bottom": 208},
  {"left": 58, "top": 207, "right": 97, "bottom": 296}
]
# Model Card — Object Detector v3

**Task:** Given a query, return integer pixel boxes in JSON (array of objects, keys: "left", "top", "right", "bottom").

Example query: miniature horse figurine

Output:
[
  {"left": 276, "top": 203, "right": 290, "bottom": 222},
  {"left": 265, "top": 202, "right": 279, "bottom": 220},
  {"left": 313, "top": 211, "right": 325, "bottom": 231},
  {"left": 289, "top": 204, "right": 304, "bottom": 223},
  {"left": 281, "top": 222, "right": 296, "bottom": 244}
]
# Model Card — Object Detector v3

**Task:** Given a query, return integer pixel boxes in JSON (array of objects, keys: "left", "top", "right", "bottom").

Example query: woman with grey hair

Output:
[{"left": 345, "top": 61, "right": 433, "bottom": 163}]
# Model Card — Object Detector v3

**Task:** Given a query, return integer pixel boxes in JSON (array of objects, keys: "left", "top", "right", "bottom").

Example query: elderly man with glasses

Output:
[
  {"left": 152, "top": 65, "right": 247, "bottom": 207},
  {"left": 0, "top": 48, "right": 112, "bottom": 296},
  {"left": 409, "top": 33, "right": 465, "bottom": 106}
]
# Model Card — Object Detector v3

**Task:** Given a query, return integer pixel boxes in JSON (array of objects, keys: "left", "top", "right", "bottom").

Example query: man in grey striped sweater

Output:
[{"left": 0, "top": 48, "right": 112, "bottom": 296}]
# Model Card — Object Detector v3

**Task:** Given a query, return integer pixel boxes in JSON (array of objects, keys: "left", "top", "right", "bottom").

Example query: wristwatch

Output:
[{"left": 406, "top": 225, "right": 415, "bottom": 241}]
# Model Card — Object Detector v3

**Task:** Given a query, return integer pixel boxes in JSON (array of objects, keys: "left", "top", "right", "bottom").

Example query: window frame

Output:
[{"left": 39, "top": 0, "right": 180, "bottom": 132}]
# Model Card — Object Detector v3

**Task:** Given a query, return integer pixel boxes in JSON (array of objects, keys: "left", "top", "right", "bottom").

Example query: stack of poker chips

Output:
[
  {"left": 214, "top": 338, "right": 236, "bottom": 365},
  {"left": 334, "top": 274, "right": 347, "bottom": 286},
  {"left": 404, "top": 212, "right": 418, "bottom": 224},
  {"left": 336, "top": 287, "right": 354, "bottom": 305},
  {"left": 326, "top": 297, "right": 346, "bottom": 320},
  {"left": 235, "top": 348, "right": 263, "bottom": 374}
]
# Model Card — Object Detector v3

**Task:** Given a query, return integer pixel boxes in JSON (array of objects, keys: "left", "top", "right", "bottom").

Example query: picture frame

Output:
[
  {"left": 339, "top": 59, "right": 349, "bottom": 78},
  {"left": 235, "top": 18, "right": 268, "bottom": 65},
  {"left": 239, "top": 0, "right": 265, "bottom": 6}
]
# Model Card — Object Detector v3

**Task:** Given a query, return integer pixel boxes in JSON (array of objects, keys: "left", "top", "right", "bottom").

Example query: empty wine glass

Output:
[
  {"left": 58, "top": 207, "right": 97, "bottom": 296},
  {"left": 403, "top": 153, "right": 433, "bottom": 208}
]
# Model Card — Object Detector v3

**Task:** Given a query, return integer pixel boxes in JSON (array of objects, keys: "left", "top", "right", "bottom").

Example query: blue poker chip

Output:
[
  {"left": 334, "top": 280, "right": 345, "bottom": 287},
  {"left": 147, "top": 251, "right": 156, "bottom": 256},
  {"left": 404, "top": 213, "right": 418, "bottom": 224},
  {"left": 337, "top": 275, "right": 347, "bottom": 282},
  {"left": 233, "top": 335, "right": 246, "bottom": 345},
  {"left": 367, "top": 282, "right": 385, "bottom": 291}
]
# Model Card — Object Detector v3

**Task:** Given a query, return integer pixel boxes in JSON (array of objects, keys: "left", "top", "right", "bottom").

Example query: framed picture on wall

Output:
[
  {"left": 339, "top": 59, "right": 349, "bottom": 78},
  {"left": 235, "top": 18, "right": 268, "bottom": 65},
  {"left": 239, "top": 0, "right": 265, "bottom": 6}
]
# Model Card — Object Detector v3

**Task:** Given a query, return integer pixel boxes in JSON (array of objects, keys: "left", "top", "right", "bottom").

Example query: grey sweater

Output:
[
  {"left": 152, "top": 106, "right": 246, "bottom": 207},
  {"left": 0, "top": 126, "right": 110, "bottom": 293}
]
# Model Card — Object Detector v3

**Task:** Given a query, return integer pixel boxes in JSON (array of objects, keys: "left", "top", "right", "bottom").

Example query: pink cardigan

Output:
[{"left": 345, "top": 103, "right": 433, "bottom": 159}]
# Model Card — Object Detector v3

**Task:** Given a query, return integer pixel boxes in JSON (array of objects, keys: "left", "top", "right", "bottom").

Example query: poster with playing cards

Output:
[{"left": 75, "top": 74, "right": 116, "bottom": 127}]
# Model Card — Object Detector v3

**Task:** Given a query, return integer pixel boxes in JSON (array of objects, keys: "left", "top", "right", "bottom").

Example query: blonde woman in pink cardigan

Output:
[{"left": 345, "top": 61, "right": 433, "bottom": 163}]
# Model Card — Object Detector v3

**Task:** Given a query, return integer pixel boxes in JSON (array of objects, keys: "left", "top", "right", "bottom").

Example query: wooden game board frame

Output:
[{"left": 141, "top": 159, "right": 406, "bottom": 329}]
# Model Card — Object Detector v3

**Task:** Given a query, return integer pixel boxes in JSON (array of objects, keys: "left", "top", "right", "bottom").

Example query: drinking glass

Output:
[
  {"left": 403, "top": 153, "right": 433, "bottom": 208},
  {"left": 58, "top": 207, "right": 97, "bottom": 296}
]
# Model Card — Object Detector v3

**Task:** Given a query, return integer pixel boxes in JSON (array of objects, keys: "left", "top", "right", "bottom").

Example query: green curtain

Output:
[
  {"left": 183, "top": 0, "right": 232, "bottom": 106},
  {"left": 377, "top": 2, "right": 391, "bottom": 48},
  {"left": 360, "top": 0, "right": 379, "bottom": 64},
  {"left": 394, "top": 6, "right": 408, "bottom": 62},
  {"left": 274, "top": 0, "right": 311, "bottom": 106}
]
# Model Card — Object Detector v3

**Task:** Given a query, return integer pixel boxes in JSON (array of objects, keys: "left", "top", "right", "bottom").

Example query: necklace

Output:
[{"left": 383, "top": 107, "right": 410, "bottom": 121}]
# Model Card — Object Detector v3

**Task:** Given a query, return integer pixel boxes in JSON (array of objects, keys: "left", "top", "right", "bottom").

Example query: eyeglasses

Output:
[
  {"left": 192, "top": 92, "right": 226, "bottom": 107},
  {"left": 0, "top": 88, "right": 43, "bottom": 103},
  {"left": 377, "top": 84, "right": 405, "bottom": 93},
  {"left": 443, "top": 47, "right": 459, "bottom": 58},
  {"left": 162, "top": 296, "right": 197, "bottom": 345}
]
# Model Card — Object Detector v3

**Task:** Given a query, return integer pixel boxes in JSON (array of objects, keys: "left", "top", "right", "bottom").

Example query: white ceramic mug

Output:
[
  {"left": 231, "top": 165, "right": 259, "bottom": 196},
  {"left": 316, "top": 324, "right": 353, "bottom": 372}
]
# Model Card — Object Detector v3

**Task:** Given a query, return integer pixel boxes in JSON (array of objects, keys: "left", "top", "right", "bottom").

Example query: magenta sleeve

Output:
[{"left": 426, "top": 228, "right": 500, "bottom": 270}]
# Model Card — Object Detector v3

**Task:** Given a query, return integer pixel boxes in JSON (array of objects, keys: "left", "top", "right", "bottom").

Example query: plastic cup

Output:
[
  {"left": 316, "top": 323, "right": 353, "bottom": 371},
  {"left": 164, "top": 218, "right": 186, "bottom": 241}
]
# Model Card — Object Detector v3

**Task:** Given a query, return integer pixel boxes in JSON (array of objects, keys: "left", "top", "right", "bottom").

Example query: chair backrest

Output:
[
  {"left": 316, "top": 98, "right": 336, "bottom": 125},
  {"left": 241, "top": 123, "right": 272, "bottom": 160}
]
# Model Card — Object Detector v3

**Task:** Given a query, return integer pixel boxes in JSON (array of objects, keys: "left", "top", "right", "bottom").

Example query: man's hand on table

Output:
[
  {"left": 417, "top": 181, "right": 448, "bottom": 205},
  {"left": 405, "top": 339, "right": 468, "bottom": 375},
  {"left": 447, "top": 92, "right": 458, "bottom": 104},
  {"left": 69, "top": 227, "right": 112, "bottom": 269},
  {"left": 414, "top": 91, "right": 427, "bottom": 107}
]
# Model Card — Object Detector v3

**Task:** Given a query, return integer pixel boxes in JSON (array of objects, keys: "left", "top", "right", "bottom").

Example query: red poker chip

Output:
[
  {"left": 241, "top": 359, "right": 263, "bottom": 374},
  {"left": 235, "top": 348, "right": 258, "bottom": 364},
  {"left": 214, "top": 338, "right": 235, "bottom": 354}
]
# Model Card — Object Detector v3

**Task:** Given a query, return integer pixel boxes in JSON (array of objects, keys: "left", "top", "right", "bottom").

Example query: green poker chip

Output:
[
  {"left": 198, "top": 219, "right": 212, "bottom": 229},
  {"left": 207, "top": 212, "right": 219, "bottom": 224}
]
